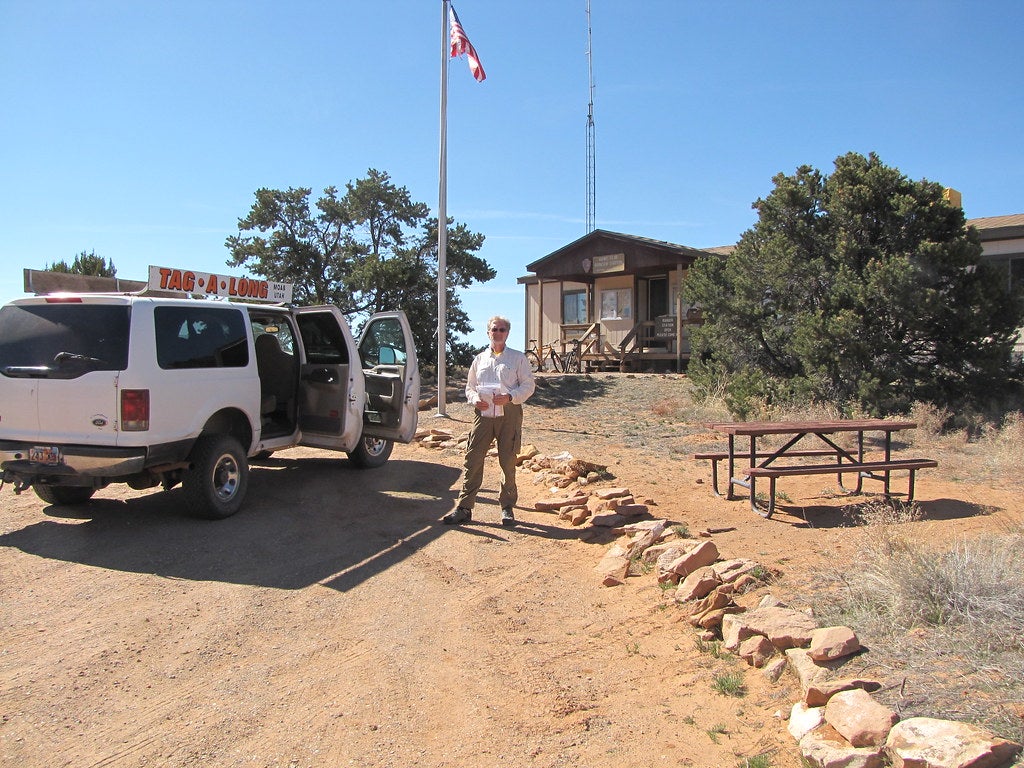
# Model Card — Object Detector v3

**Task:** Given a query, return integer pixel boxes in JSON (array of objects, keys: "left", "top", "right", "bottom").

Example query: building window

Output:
[
  {"left": 562, "top": 290, "right": 587, "bottom": 324},
  {"left": 1010, "top": 257, "right": 1024, "bottom": 294},
  {"left": 600, "top": 288, "right": 632, "bottom": 320}
]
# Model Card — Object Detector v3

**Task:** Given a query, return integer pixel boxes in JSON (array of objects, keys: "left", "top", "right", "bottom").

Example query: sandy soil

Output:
[{"left": 1, "top": 374, "right": 1019, "bottom": 768}]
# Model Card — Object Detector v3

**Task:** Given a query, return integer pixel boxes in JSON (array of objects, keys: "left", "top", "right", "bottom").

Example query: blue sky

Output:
[{"left": 2, "top": 1, "right": 1022, "bottom": 346}]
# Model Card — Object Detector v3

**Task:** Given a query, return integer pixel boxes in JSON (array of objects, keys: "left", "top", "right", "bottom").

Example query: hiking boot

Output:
[
  {"left": 501, "top": 508, "right": 517, "bottom": 527},
  {"left": 442, "top": 507, "right": 472, "bottom": 525}
]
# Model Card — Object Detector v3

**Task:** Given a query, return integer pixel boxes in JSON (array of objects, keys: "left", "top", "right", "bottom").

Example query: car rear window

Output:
[
  {"left": 0, "top": 303, "right": 131, "bottom": 377},
  {"left": 155, "top": 306, "right": 249, "bottom": 369}
]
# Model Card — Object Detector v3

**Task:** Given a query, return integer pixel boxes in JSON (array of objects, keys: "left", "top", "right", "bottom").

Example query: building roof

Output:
[
  {"left": 968, "top": 214, "right": 1024, "bottom": 241},
  {"left": 525, "top": 229, "right": 709, "bottom": 273},
  {"left": 519, "top": 229, "right": 717, "bottom": 284},
  {"left": 702, "top": 245, "right": 736, "bottom": 257}
]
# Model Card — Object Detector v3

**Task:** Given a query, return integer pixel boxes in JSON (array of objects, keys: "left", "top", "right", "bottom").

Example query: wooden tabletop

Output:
[{"left": 705, "top": 419, "right": 917, "bottom": 436}]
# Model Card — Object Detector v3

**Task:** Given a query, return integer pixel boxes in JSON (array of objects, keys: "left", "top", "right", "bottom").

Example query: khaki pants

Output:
[{"left": 456, "top": 404, "right": 523, "bottom": 510}]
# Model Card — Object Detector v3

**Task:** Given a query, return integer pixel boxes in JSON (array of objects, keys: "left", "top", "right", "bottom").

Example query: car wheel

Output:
[
  {"left": 33, "top": 485, "right": 96, "bottom": 506},
  {"left": 347, "top": 436, "right": 393, "bottom": 468},
  {"left": 182, "top": 434, "right": 248, "bottom": 519}
]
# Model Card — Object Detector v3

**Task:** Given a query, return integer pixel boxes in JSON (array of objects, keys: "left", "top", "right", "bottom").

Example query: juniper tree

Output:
[{"left": 685, "top": 152, "right": 1023, "bottom": 416}]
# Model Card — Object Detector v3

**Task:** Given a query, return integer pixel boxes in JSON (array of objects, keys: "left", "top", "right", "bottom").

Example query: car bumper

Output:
[{"left": 0, "top": 441, "right": 147, "bottom": 478}]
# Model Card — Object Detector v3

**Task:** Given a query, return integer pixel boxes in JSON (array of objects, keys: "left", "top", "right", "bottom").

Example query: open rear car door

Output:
[{"left": 293, "top": 306, "right": 364, "bottom": 451}]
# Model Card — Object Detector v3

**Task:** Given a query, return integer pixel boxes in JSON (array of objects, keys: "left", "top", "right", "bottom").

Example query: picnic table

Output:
[{"left": 695, "top": 419, "right": 937, "bottom": 518}]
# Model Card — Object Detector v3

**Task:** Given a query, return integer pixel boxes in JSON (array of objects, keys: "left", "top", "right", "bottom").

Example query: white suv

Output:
[{"left": 0, "top": 280, "right": 419, "bottom": 519}]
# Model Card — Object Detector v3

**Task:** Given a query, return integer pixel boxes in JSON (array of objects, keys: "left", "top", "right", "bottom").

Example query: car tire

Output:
[
  {"left": 347, "top": 436, "right": 393, "bottom": 469},
  {"left": 33, "top": 485, "right": 96, "bottom": 506},
  {"left": 182, "top": 434, "right": 249, "bottom": 519}
]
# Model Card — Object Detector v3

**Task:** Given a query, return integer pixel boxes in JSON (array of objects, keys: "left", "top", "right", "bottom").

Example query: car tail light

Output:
[{"left": 121, "top": 389, "right": 150, "bottom": 431}]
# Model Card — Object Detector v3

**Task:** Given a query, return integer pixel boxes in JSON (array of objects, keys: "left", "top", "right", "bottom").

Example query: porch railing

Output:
[
  {"left": 618, "top": 320, "right": 658, "bottom": 357},
  {"left": 559, "top": 323, "right": 601, "bottom": 355},
  {"left": 555, "top": 316, "right": 702, "bottom": 371}
]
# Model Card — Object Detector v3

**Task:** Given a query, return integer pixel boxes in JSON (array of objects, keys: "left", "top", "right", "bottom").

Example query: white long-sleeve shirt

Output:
[{"left": 465, "top": 346, "right": 536, "bottom": 408}]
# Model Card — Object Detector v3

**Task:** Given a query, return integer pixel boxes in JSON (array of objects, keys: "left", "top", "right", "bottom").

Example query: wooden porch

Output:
[{"left": 550, "top": 314, "right": 703, "bottom": 373}]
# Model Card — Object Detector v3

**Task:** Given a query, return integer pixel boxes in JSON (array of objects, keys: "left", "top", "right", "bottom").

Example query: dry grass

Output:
[
  {"left": 977, "top": 410, "right": 1024, "bottom": 479},
  {"left": 799, "top": 510, "right": 1024, "bottom": 742},
  {"left": 847, "top": 498, "right": 926, "bottom": 526},
  {"left": 908, "top": 403, "right": 1024, "bottom": 483}
]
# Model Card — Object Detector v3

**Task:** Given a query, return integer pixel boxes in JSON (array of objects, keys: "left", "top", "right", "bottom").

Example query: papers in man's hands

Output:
[{"left": 476, "top": 383, "right": 504, "bottom": 417}]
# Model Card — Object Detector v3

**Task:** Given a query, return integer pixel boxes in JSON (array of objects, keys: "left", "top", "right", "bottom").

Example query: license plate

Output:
[{"left": 29, "top": 446, "right": 62, "bottom": 465}]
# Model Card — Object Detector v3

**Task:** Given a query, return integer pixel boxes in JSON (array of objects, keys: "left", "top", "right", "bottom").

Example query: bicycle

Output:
[
  {"left": 526, "top": 338, "right": 582, "bottom": 374},
  {"left": 525, "top": 339, "right": 544, "bottom": 373},
  {"left": 559, "top": 338, "right": 582, "bottom": 374}
]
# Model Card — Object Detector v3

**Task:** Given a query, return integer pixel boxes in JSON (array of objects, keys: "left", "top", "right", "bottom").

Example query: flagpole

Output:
[{"left": 436, "top": 0, "right": 449, "bottom": 417}]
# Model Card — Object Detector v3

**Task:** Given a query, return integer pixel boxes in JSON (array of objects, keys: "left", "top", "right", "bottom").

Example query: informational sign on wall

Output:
[
  {"left": 590, "top": 253, "right": 625, "bottom": 274},
  {"left": 655, "top": 315, "right": 677, "bottom": 338}
]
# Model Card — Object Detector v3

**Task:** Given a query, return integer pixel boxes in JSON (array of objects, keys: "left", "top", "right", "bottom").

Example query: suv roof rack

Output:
[
  {"left": 24, "top": 268, "right": 156, "bottom": 296},
  {"left": 23, "top": 269, "right": 214, "bottom": 299}
]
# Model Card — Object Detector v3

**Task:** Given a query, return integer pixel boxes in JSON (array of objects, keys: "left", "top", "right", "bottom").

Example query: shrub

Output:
[{"left": 808, "top": 520, "right": 1024, "bottom": 741}]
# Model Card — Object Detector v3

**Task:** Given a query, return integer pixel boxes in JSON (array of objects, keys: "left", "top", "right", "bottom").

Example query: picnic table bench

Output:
[
  {"left": 696, "top": 419, "right": 938, "bottom": 518},
  {"left": 693, "top": 449, "right": 840, "bottom": 498}
]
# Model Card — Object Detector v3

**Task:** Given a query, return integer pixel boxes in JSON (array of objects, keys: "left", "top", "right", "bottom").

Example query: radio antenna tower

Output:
[{"left": 585, "top": 0, "right": 596, "bottom": 233}]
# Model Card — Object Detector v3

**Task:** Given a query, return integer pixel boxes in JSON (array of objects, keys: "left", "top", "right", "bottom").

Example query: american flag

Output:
[{"left": 449, "top": 5, "right": 486, "bottom": 82}]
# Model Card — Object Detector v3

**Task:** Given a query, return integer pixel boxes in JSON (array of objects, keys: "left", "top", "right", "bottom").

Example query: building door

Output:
[{"left": 646, "top": 277, "right": 669, "bottom": 320}]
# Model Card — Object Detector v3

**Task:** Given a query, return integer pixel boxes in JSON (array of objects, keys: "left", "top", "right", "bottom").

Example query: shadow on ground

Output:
[
  {"left": 0, "top": 457, "right": 462, "bottom": 593},
  {"left": 764, "top": 496, "right": 1001, "bottom": 529},
  {"left": 529, "top": 374, "right": 611, "bottom": 408}
]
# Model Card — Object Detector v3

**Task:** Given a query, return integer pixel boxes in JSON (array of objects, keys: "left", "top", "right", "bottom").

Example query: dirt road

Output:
[{"left": 2, "top": 375, "right": 1016, "bottom": 767}]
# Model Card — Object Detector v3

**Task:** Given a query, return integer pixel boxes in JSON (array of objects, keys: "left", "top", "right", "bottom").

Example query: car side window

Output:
[
  {"left": 155, "top": 307, "right": 249, "bottom": 369},
  {"left": 358, "top": 317, "right": 408, "bottom": 369},
  {"left": 297, "top": 314, "right": 350, "bottom": 365}
]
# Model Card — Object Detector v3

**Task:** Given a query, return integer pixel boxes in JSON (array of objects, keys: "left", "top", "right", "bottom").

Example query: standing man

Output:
[{"left": 443, "top": 315, "right": 536, "bottom": 527}]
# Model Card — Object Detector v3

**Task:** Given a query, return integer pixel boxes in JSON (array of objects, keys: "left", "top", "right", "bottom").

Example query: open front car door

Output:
[{"left": 357, "top": 312, "right": 420, "bottom": 443}]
